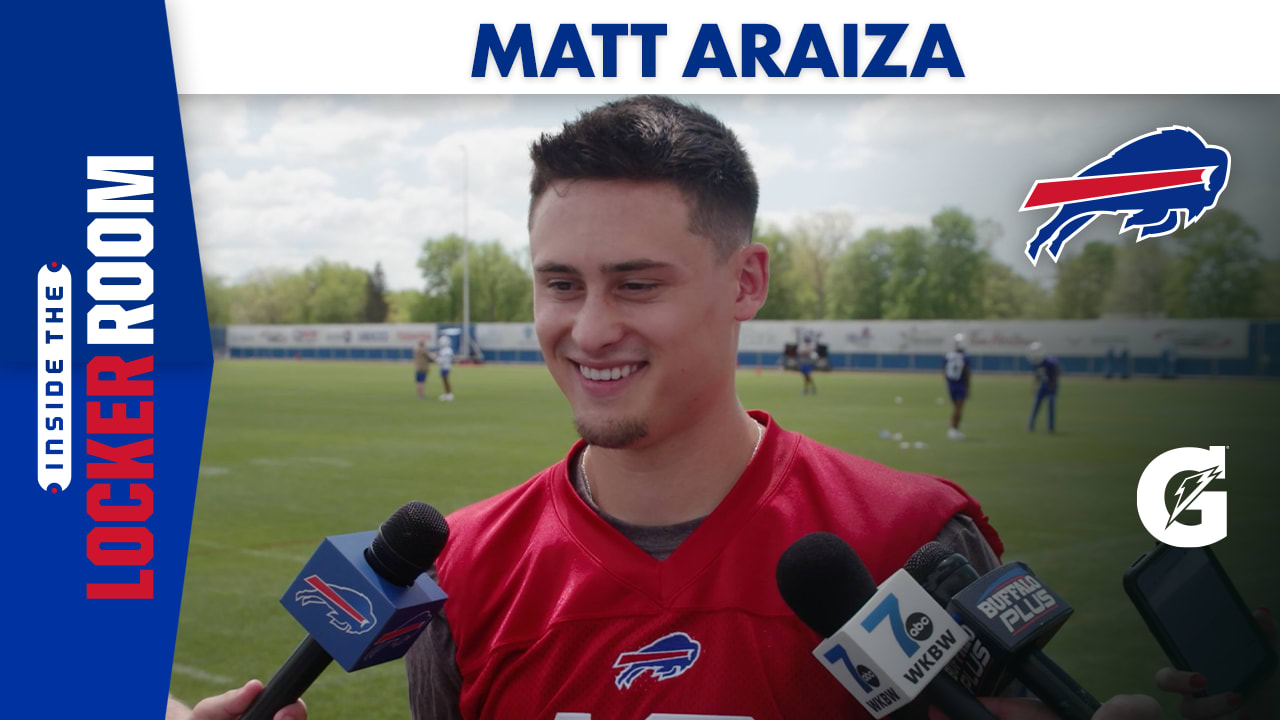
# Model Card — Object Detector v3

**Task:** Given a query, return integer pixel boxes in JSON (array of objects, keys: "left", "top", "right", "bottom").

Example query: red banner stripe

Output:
[
  {"left": 305, "top": 575, "right": 367, "bottom": 624},
  {"left": 376, "top": 621, "right": 426, "bottom": 643},
  {"left": 613, "top": 650, "right": 691, "bottom": 666},
  {"left": 1022, "top": 167, "right": 1211, "bottom": 209}
]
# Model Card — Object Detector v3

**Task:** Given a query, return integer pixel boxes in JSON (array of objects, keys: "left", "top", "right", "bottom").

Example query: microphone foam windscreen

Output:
[
  {"left": 366, "top": 501, "right": 450, "bottom": 586},
  {"left": 903, "top": 541, "right": 953, "bottom": 584},
  {"left": 776, "top": 532, "right": 877, "bottom": 638}
]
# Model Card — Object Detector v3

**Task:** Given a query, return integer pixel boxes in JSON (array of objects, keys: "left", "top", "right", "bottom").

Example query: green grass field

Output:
[{"left": 172, "top": 361, "right": 1280, "bottom": 717}]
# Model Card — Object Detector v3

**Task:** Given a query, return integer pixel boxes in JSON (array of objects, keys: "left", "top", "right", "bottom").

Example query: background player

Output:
[
  {"left": 1027, "top": 341, "right": 1060, "bottom": 432},
  {"left": 413, "top": 339, "right": 431, "bottom": 400},
  {"left": 435, "top": 334, "right": 454, "bottom": 402},
  {"left": 798, "top": 331, "right": 818, "bottom": 395},
  {"left": 944, "top": 332, "right": 972, "bottom": 440}
]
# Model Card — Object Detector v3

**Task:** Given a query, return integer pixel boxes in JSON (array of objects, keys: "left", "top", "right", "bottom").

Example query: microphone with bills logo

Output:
[
  {"left": 241, "top": 501, "right": 450, "bottom": 720},
  {"left": 905, "top": 542, "right": 1100, "bottom": 720},
  {"left": 775, "top": 532, "right": 998, "bottom": 720}
]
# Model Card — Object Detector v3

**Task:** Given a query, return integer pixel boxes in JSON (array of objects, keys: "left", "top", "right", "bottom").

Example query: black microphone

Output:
[
  {"left": 905, "top": 542, "right": 1009, "bottom": 695},
  {"left": 242, "top": 501, "right": 450, "bottom": 720},
  {"left": 776, "top": 533, "right": 998, "bottom": 720},
  {"left": 905, "top": 542, "right": 1101, "bottom": 720}
]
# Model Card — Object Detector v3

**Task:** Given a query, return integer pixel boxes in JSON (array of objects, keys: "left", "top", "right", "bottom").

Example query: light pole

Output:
[{"left": 460, "top": 144, "right": 470, "bottom": 361}]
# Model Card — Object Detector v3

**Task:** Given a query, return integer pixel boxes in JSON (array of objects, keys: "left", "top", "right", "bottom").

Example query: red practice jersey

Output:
[{"left": 435, "top": 411, "right": 1001, "bottom": 720}]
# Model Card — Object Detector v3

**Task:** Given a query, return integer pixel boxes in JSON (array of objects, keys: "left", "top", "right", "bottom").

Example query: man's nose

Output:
[{"left": 571, "top": 290, "right": 625, "bottom": 355}]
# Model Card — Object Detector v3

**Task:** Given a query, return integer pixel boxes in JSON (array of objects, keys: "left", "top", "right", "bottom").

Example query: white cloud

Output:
[
  {"left": 421, "top": 125, "right": 553, "bottom": 217},
  {"left": 234, "top": 97, "right": 425, "bottom": 163},
  {"left": 831, "top": 96, "right": 1164, "bottom": 171},
  {"left": 758, "top": 205, "right": 932, "bottom": 237},
  {"left": 182, "top": 95, "right": 1280, "bottom": 294},
  {"left": 730, "top": 121, "right": 808, "bottom": 180},
  {"left": 192, "top": 164, "right": 528, "bottom": 290},
  {"left": 184, "top": 98, "right": 551, "bottom": 289},
  {"left": 179, "top": 96, "right": 249, "bottom": 157}
]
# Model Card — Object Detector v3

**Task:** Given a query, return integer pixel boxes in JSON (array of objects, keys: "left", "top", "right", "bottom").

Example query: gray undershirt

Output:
[{"left": 405, "top": 455, "right": 1003, "bottom": 720}]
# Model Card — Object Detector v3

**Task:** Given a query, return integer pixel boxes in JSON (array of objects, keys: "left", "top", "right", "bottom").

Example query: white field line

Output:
[{"left": 171, "top": 663, "right": 233, "bottom": 685}]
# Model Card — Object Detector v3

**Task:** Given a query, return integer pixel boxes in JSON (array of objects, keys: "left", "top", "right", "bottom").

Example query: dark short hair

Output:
[{"left": 529, "top": 95, "right": 758, "bottom": 260}]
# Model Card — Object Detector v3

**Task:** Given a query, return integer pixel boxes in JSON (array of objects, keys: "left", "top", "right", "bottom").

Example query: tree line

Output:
[{"left": 204, "top": 207, "right": 1277, "bottom": 326}]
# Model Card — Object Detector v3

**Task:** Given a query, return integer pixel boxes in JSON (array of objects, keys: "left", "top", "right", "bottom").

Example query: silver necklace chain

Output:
[{"left": 579, "top": 419, "right": 766, "bottom": 506}]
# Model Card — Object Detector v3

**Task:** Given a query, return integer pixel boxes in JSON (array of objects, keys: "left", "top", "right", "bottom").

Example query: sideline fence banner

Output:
[{"left": 225, "top": 319, "right": 1251, "bottom": 358}]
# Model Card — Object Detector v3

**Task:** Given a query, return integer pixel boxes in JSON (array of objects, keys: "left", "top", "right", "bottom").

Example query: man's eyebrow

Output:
[
  {"left": 601, "top": 259, "right": 673, "bottom": 273},
  {"left": 533, "top": 262, "right": 579, "bottom": 274},
  {"left": 533, "top": 259, "right": 674, "bottom": 274}
]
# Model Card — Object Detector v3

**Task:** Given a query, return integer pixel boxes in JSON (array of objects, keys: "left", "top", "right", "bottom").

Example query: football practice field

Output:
[{"left": 172, "top": 361, "right": 1280, "bottom": 717}]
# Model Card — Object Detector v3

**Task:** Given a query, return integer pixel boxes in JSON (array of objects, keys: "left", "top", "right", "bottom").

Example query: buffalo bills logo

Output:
[
  {"left": 1021, "top": 126, "right": 1230, "bottom": 265},
  {"left": 294, "top": 575, "right": 377, "bottom": 635},
  {"left": 373, "top": 608, "right": 435, "bottom": 648},
  {"left": 612, "top": 632, "right": 701, "bottom": 690}
]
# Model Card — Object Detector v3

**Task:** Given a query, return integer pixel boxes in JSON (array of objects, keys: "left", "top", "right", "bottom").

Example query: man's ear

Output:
[{"left": 733, "top": 242, "right": 770, "bottom": 321}]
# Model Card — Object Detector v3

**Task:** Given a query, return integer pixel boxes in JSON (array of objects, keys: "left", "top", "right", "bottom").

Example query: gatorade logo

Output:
[{"left": 1137, "top": 446, "right": 1227, "bottom": 547}]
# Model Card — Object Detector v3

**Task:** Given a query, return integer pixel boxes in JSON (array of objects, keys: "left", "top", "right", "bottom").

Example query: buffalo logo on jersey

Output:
[
  {"left": 612, "top": 632, "right": 701, "bottom": 690},
  {"left": 294, "top": 574, "right": 378, "bottom": 635},
  {"left": 1021, "top": 126, "right": 1230, "bottom": 265}
]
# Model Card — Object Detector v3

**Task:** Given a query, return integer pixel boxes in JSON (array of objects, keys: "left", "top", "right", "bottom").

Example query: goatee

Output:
[{"left": 574, "top": 416, "right": 648, "bottom": 449}]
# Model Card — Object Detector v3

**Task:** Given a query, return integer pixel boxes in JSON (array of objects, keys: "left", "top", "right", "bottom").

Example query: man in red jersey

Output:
[
  {"left": 401, "top": 96, "right": 1001, "bottom": 720},
  {"left": 401, "top": 97, "right": 1188, "bottom": 720}
]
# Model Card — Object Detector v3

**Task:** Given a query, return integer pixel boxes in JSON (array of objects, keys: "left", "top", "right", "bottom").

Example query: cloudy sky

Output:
[{"left": 180, "top": 95, "right": 1280, "bottom": 291}]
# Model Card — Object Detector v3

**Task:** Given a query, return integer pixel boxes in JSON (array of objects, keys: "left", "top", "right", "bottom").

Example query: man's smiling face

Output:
[{"left": 530, "top": 179, "right": 745, "bottom": 449}]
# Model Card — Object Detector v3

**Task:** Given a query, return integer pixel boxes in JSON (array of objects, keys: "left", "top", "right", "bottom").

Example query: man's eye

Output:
[
  {"left": 546, "top": 280, "right": 576, "bottom": 292},
  {"left": 620, "top": 282, "right": 657, "bottom": 292}
]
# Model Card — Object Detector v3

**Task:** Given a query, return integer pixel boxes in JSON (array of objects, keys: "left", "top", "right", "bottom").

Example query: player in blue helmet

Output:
[
  {"left": 944, "top": 333, "right": 971, "bottom": 440},
  {"left": 1026, "top": 341, "right": 1060, "bottom": 432}
]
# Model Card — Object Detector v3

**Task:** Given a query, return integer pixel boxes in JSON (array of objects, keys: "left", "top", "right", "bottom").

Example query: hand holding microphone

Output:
[{"left": 169, "top": 681, "right": 306, "bottom": 720}]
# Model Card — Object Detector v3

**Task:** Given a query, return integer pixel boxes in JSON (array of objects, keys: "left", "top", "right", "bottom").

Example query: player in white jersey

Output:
[
  {"left": 435, "top": 335, "right": 455, "bottom": 401},
  {"left": 944, "top": 333, "right": 971, "bottom": 440}
]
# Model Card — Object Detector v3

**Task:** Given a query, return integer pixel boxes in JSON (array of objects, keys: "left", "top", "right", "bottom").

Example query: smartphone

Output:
[{"left": 1124, "top": 543, "right": 1276, "bottom": 697}]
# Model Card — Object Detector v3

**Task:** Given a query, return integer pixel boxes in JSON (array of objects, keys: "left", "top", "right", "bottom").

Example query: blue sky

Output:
[{"left": 181, "top": 95, "right": 1279, "bottom": 290}]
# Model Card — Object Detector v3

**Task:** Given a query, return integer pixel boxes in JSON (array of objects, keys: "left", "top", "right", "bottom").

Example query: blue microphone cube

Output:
[
  {"left": 281, "top": 530, "right": 448, "bottom": 671},
  {"left": 948, "top": 562, "right": 1071, "bottom": 657}
]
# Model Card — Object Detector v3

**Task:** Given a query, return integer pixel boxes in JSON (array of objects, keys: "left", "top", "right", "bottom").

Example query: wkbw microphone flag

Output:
[{"left": 812, "top": 569, "right": 971, "bottom": 718}]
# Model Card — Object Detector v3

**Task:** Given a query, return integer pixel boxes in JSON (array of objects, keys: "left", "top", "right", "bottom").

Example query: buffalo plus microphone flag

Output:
[
  {"left": 906, "top": 542, "right": 1101, "bottom": 720},
  {"left": 242, "top": 501, "right": 449, "bottom": 720}
]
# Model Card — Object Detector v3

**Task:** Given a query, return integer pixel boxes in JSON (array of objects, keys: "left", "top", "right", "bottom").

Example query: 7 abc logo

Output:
[
  {"left": 1136, "top": 446, "right": 1227, "bottom": 547},
  {"left": 904, "top": 612, "right": 933, "bottom": 643}
]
